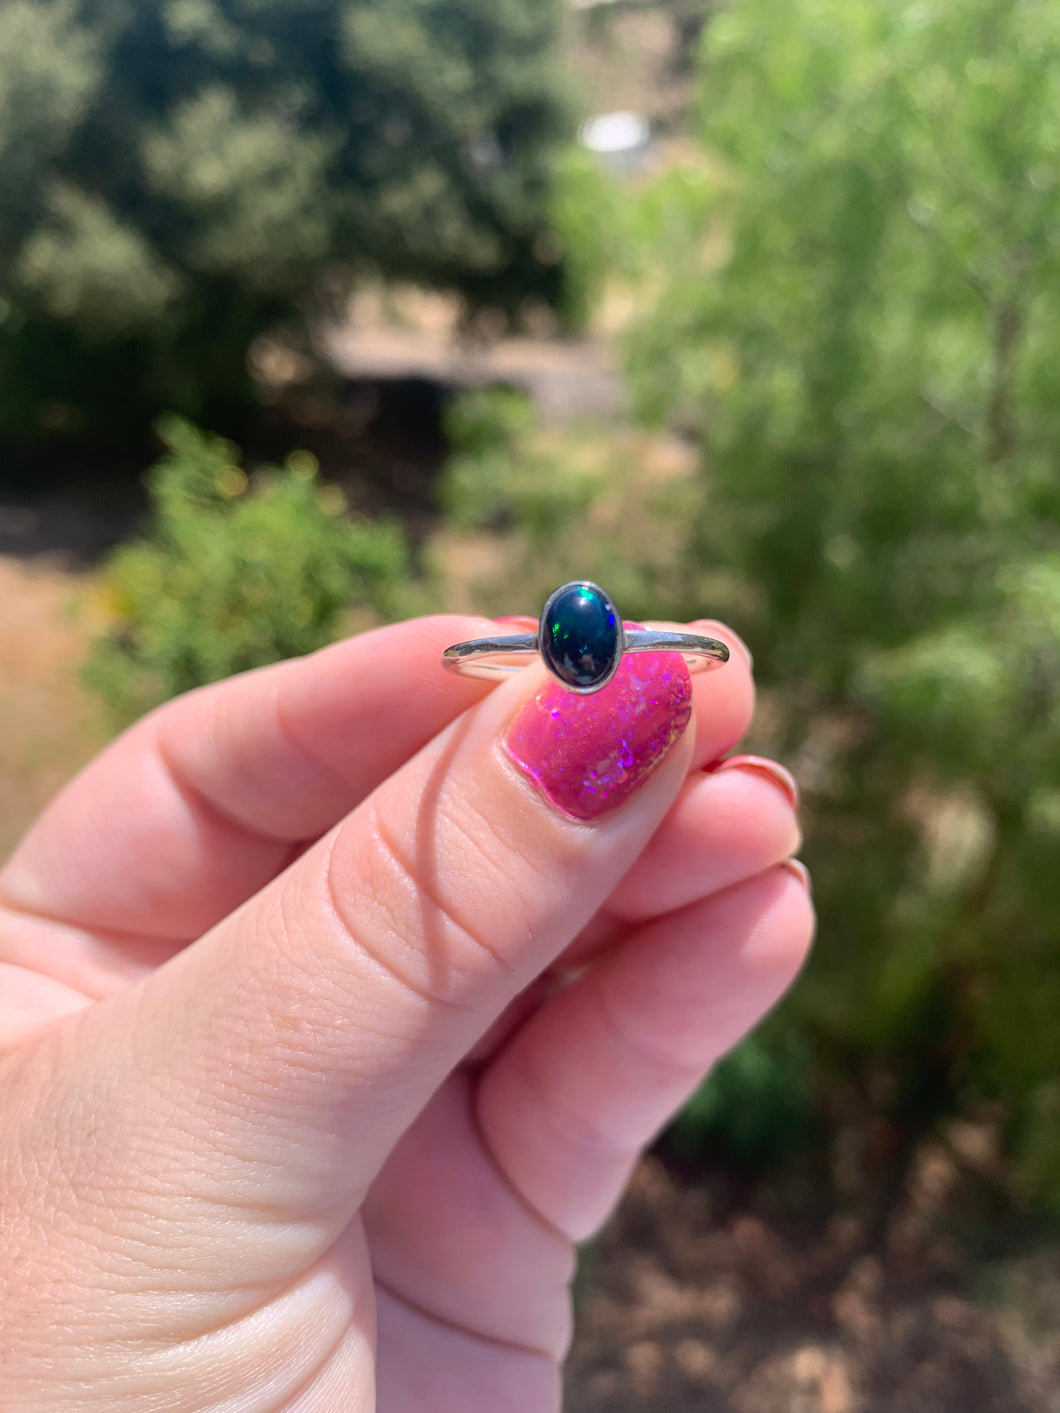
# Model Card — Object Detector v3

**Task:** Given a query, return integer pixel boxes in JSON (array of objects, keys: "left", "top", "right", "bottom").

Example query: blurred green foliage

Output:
[
  {"left": 553, "top": 144, "right": 717, "bottom": 328},
  {"left": 668, "top": 1030, "right": 814, "bottom": 1173},
  {"left": 469, "top": 0, "right": 1060, "bottom": 1204},
  {"left": 439, "top": 385, "right": 705, "bottom": 618},
  {"left": 86, "top": 417, "right": 409, "bottom": 724},
  {"left": 0, "top": 0, "right": 571, "bottom": 442},
  {"left": 443, "top": 386, "right": 592, "bottom": 536}
]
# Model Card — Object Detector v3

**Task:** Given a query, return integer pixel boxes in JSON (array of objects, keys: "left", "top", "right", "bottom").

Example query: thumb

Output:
[{"left": 19, "top": 651, "right": 694, "bottom": 1268}]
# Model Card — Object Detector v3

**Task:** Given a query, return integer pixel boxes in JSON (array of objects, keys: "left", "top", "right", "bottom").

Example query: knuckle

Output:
[
  {"left": 325, "top": 800, "right": 521, "bottom": 1012},
  {"left": 596, "top": 978, "right": 709, "bottom": 1081}
]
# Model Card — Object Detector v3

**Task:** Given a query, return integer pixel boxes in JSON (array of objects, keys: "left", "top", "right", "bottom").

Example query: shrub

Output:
[
  {"left": 86, "top": 416, "right": 409, "bottom": 723},
  {"left": 622, "top": 0, "right": 1060, "bottom": 1201},
  {"left": 669, "top": 1031, "right": 814, "bottom": 1174}
]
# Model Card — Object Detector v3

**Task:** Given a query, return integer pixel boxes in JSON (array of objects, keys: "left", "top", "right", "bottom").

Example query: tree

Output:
[
  {"left": 0, "top": 0, "right": 570, "bottom": 444},
  {"left": 623, "top": 0, "right": 1060, "bottom": 1199}
]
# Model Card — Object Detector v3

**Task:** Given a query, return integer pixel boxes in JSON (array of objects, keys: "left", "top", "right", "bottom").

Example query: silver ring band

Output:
[{"left": 442, "top": 581, "right": 730, "bottom": 695}]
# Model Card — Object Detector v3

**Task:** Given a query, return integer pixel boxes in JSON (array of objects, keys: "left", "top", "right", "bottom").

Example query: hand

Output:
[{"left": 0, "top": 614, "right": 812, "bottom": 1412}]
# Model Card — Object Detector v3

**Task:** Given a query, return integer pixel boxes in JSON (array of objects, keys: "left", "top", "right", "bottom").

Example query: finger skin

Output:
[
  {"left": 376, "top": 1288, "right": 561, "bottom": 1413},
  {"left": 362, "top": 1071, "right": 573, "bottom": 1355},
  {"left": 0, "top": 617, "right": 753, "bottom": 1001},
  {"left": 0, "top": 617, "right": 761, "bottom": 1412},
  {"left": 354, "top": 857, "right": 810, "bottom": 1361},
  {"left": 0, "top": 1186, "right": 377, "bottom": 1412},
  {"left": 0, "top": 616, "right": 499, "bottom": 944},
  {"left": 477, "top": 866, "right": 815, "bottom": 1240},
  {"left": 607, "top": 761, "right": 801, "bottom": 921},
  {"left": 466, "top": 758, "right": 802, "bottom": 1048},
  {"left": 1, "top": 657, "right": 694, "bottom": 1374},
  {"left": 686, "top": 622, "right": 754, "bottom": 768}
]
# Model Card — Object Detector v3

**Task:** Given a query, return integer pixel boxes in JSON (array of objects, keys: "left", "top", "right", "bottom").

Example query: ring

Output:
[{"left": 442, "top": 581, "right": 730, "bottom": 695}]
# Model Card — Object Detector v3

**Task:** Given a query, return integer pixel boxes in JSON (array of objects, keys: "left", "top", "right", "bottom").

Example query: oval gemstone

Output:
[{"left": 539, "top": 583, "right": 621, "bottom": 691}]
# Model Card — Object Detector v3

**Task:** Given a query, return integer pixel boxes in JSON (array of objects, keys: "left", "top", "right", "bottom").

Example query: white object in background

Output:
[{"left": 579, "top": 111, "right": 651, "bottom": 172}]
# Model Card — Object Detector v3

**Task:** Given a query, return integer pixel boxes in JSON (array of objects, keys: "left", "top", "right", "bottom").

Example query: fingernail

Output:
[
  {"left": 688, "top": 619, "right": 753, "bottom": 669},
  {"left": 711, "top": 754, "right": 799, "bottom": 810},
  {"left": 503, "top": 653, "right": 693, "bottom": 822},
  {"left": 780, "top": 858, "right": 812, "bottom": 894},
  {"left": 494, "top": 614, "right": 539, "bottom": 631}
]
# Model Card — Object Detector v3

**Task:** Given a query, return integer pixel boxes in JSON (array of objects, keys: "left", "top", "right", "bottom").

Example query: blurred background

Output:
[{"left": 2, "top": 0, "right": 1060, "bottom": 1407}]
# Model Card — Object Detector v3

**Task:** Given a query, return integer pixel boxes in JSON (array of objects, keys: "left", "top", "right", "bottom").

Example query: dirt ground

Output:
[
  {"left": 0, "top": 555, "right": 107, "bottom": 859},
  {"left": 566, "top": 1157, "right": 1060, "bottom": 1413}
]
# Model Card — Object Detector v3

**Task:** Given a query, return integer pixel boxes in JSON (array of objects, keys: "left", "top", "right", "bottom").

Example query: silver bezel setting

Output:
[{"left": 538, "top": 580, "right": 624, "bottom": 695}]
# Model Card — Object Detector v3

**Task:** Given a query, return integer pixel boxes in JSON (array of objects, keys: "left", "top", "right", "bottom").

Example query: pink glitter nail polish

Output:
[{"left": 503, "top": 641, "right": 692, "bottom": 822}]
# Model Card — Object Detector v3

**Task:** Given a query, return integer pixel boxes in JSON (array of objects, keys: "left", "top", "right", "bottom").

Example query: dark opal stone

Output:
[{"left": 540, "top": 583, "right": 621, "bottom": 691}]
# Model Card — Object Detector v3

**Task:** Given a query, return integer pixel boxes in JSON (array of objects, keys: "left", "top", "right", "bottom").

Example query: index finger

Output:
[
  {"left": 0, "top": 613, "right": 753, "bottom": 998},
  {"left": 0, "top": 615, "right": 496, "bottom": 950}
]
